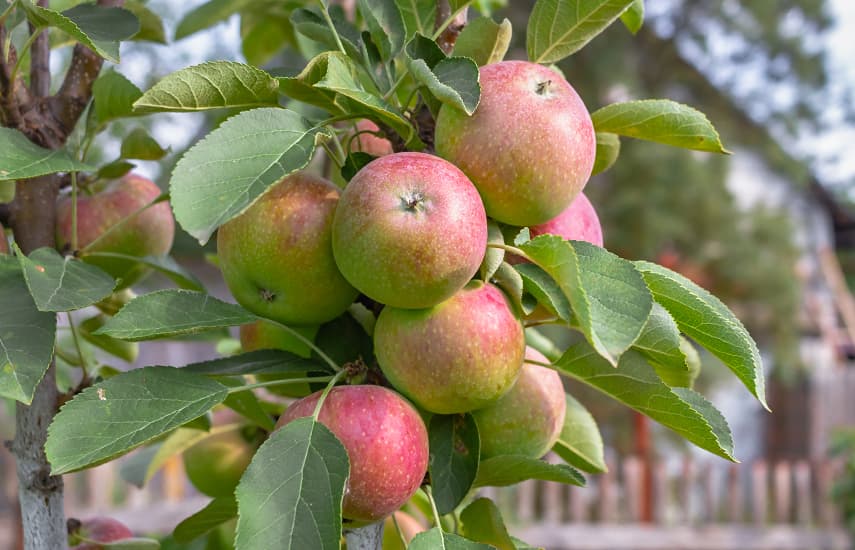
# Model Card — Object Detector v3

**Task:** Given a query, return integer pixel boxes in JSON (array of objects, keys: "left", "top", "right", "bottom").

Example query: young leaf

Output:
[
  {"left": 490, "top": 262, "right": 527, "bottom": 316},
  {"left": 133, "top": 62, "right": 279, "bottom": 114},
  {"left": 620, "top": 0, "right": 644, "bottom": 34},
  {"left": 92, "top": 70, "right": 143, "bottom": 126},
  {"left": 182, "top": 349, "right": 329, "bottom": 377},
  {"left": 632, "top": 302, "right": 689, "bottom": 381},
  {"left": 120, "top": 128, "right": 167, "bottom": 161},
  {"left": 79, "top": 315, "right": 139, "bottom": 363},
  {"left": 480, "top": 221, "right": 504, "bottom": 281},
  {"left": 0, "top": 257, "right": 56, "bottom": 404},
  {"left": 95, "top": 289, "right": 258, "bottom": 341},
  {"left": 125, "top": 0, "right": 166, "bottom": 44},
  {"left": 174, "top": 0, "right": 252, "bottom": 40},
  {"left": 357, "top": 0, "right": 406, "bottom": 61},
  {"left": 474, "top": 455, "right": 585, "bottom": 487},
  {"left": 521, "top": 236, "right": 652, "bottom": 365},
  {"left": 429, "top": 413, "right": 480, "bottom": 515},
  {"left": 235, "top": 418, "right": 349, "bottom": 550},
  {"left": 514, "top": 262, "right": 572, "bottom": 321},
  {"left": 635, "top": 261, "right": 766, "bottom": 408},
  {"left": 82, "top": 253, "right": 204, "bottom": 292},
  {"left": 556, "top": 343, "right": 736, "bottom": 460},
  {"left": 408, "top": 529, "right": 495, "bottom": 550},
  {"left": 591, "top": 100, "right": 729, "bottom": 154},
  {"left": 460, "top": 498, "right": 515, "bottom": 550},
  {"left": 552, "top": 393, "right": 606, "bottom": 473},
  {"left": 174, "top": 497, "right": 238, "bottom": 543},
  {"left": 17, "top": 247, "right": 115, "bottom": 312},
  {"left": 22, "top": 2, "right": 140, "bottom": 62},
  {"left": 395, "top": 0, "right": 436, "bottom": 39},
  {"left": 453, "top": 17, "right": 512, "bottom": 66},
  {"left": 592, "top": 132, "right": 620, "bottom": 176},
  {"left": 170, "top": 108, "right": 326, "bottom": 243},
  {"left": 46, "top": 366, "right": 229, "bottom": 474},
  {"left": 527, "top": 0, "right": 636, "bottom": 64},
  {"left": 0, "top": 127, "right": 92, "bottom": 181}
]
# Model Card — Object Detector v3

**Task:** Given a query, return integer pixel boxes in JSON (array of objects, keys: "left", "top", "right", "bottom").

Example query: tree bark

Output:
[{"left": 345, "top": 522, "right": 385, "bottom": 550}]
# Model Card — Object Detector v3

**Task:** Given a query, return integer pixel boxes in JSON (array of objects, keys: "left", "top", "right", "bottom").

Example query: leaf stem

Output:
[
  {"left": 65, "top": 312, "right": 90, "bottom": 378},
  {"left": 226, "top": 376, "right": 333, "bottom": 394},
  {"left": 391, "top": 513, "right": 408, "bottom": 547},
  {"left": 382, "top": 73, "right": 408, "bottom": 101},
  {"left": 486, "top": 242, "right": 532, "bottom": 262},
  {"left": 318, "top": 3, "right": 347, "bottom": 55},
  {"left": 312, "top": 369, "right": 347, "bottom": 420},
  {"left": 267, "top": 319, "right": 343, "bottom": 373},
  {"left": 424, "top": 485, "right": 444, "bottom": 528},
  {"left": 431, "top": 2, "right": 472, "bottom": 41}
]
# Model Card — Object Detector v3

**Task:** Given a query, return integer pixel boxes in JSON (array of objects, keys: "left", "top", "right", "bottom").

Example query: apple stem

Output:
[{"left": 344, "top": 522, "right": 384, "bottom": 550}]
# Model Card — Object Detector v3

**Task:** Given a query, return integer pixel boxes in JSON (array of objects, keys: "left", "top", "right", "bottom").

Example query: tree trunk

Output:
[{"left": 345, "top": 522, "right": 385, "bottom": 550}]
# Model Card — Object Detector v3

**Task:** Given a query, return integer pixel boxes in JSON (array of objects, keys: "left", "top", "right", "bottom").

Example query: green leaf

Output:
[
  {"left": 0, "top": 127, "right": 92, "bottom": 181},
  {"left": 633, "top": 303, "right": 693, "bottom": 387},
  {"left": 92, "top": 70, "right": 143, "bottom": 126},
  {"left": 120, "top": 128, "right": 167, "bottom": 161},
  {"left": 125, "top": 0, "right": 166, "bottom": 44},
  {"left": 453, "top": 17, "right": 512, "bottom": 66},
  {"left": 134, "top": 62, "right": 279, "bottom": 114},
  {"left": 357, "top": 0, "right": 406, "bottom": 61},
  {"left": 235, "top": 418, "right": 349, "bottom": 550},
  {"left": 22, "top": 2, "right": 140, "bottom": 62},
  {"left": 119, "top": 444, "right": 161, "bottom": 488},
  {"left": 81, "top": 253, "right": 204, "bottom": 292},
  {"left": 521, "top": 237, "right": 652, "bottom": 365},
  {"left": 290, "top": 6, "right": 362, "bottom": 59},
  {"left": 0, "top": 256, "right": 56, "bottom": 404},
  {"left": 16, "top": 246, "right": 115, "bottom": 312},
  {"left": 429, "top": 413, "right": 480, "bottom": 515},
  {"left": 46, "top": 366, "right": 229, "bottom": 474},
  {"left": 174, "top": 497, "right": 238, "bottom": 543},
  {"left": 591, "top": 132, "right": 620, "bottom": 176},
  {"left": 95, "top": 289, "right": 257, "bottom": 341},
  {"left": 620, "top": 0, "right": 644, "bottom": 34},
  {"left": 100, "top": 538, "right": 160, "bottom": 549},
  {"left": 474, "top": 455, "right": 585, "bottom": 488},
  {"left": 491, "top": 262, "right": 527, "bottom": 316},
  {"left": 170, "top": 108, "right": 326, "bottom": 244},
  {"left": 527, "top": 0, "right": 635, "bottom": 63},
  {"left": 174, "top": 0, "right": 252, "bottom": 40},
  {"left": 409, "top": 529, "right": 495, "bottom": 550},
  {"left": 480, "top": 221, "right": 504, "bottom": 281},
  {"left": 635, "top": 261, "right": 766, "bottom": 408},
  {"left": 514, "top": 263, "right": 571, "bottom": 321},
  {"left": 79, "top": 315, "right": 138, "bottom": 363},
  {"left": 341, "top": 151, "right": 376, "bottom": 182},
  {"left": 552, "top": 393, "right": 606, "bottom": 473},
  {"left": 407, "top": 36, "right": 481, "bottom": 116},
  {"left": 556, "top": 343, "right": 736, "bottom": 460},
  {"left": 591, "top": 100, "right": 729, "bottom": 154},
  {"left": 182, "top": 349, "right": 329, "bottom": 377},
  {"left": 145, "top": 426, "right": 228, "bottom": 485},
  {"left": 461, "top": 498, "right": 515, "bottom": 550},
  {"left": 241, "top": 8, "right": 295, "bottom": 67},
  {"left": 395, "top": 0, "right": 435, "bottom": 39},
  {"left": 220, "top": 378, "right": 275, "bottom": 430}
]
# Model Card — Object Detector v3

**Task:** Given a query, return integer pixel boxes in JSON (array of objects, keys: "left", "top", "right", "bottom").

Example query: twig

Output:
[{"left": 29, "top": 0, "right": 50, "bottom": 98}]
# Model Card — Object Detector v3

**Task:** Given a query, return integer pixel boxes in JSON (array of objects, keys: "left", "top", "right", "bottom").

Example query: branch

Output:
[
  {"left": 29, "top": 0, "right": 50, "bottom": 98},
  {"left": 435, "top": 0, "right": 468, "bottom": 54}
]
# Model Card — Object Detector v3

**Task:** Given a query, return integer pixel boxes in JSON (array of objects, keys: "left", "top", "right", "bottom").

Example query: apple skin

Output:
[
  {"left": 349, "top": 120, "right": 394, "bottom": 157},
  {"left": 472, "top": 347, "right": 566, "bottom": 459},
  {"left": 435, "top": 61, "right": 596, "bottom": 226},
  {"left": 0, "top": 222, "right": 8, "bottom": 254},
  {"left": 374, "top": 281, "right": 525, "bottom": 414},
  {"left": 530, "top": 192, "right": 603, "bottom": 246},
  {"left": 276, "top": 385, "right": 429, "bottom": 522},
  {"left": 240, "top": 320, "right": 318, "bottom": 397},
  {"left": 56, "top": 174, "right": 174, "bottom": 288},
  {"left": 218, "top": 172, "right": 358, "bottom": 325},
  {"left": 184, "top": 428, "right": 255, "bottom": 498},
  {"left": 333, "top": 152, "right": 487, "bottom": 309},
  {"left": 69, "top": 517, "right": 133, "bottom": 549}
]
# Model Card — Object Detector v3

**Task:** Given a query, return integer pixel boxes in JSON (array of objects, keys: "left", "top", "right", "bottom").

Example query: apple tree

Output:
[{"left": 0, "top": 0, "right": 765, "bottom": 549}]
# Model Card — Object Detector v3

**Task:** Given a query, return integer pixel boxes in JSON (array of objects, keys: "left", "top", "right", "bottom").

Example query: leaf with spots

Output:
[{"left": 17, "top": 246, "right": 116, "bottom": 312}]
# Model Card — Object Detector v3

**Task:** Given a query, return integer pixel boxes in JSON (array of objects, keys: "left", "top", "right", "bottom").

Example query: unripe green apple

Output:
[
  {"left": 68, "top": 517, "right": 132, "bottom": 549},
  {"left": 218, "top": 173, "right": 358, "bottom": 325},
  {"left": 0, "top": 222, "right": 8, "bottom": 254},
  {"left": 240, "top": 320, "right": 318, "bottom": 397},
  {"left": 56, "top": 174, "right": 175, "bottom": 288},
  {"left": 276, "top": 385, "right": 429, "bottom": 522},
  {"left": 348, "top": 120, "right": 394, "bottom": 157},
  {"left": 472, "top": 347, "right": 566, "bottom": 459},
  {"left": 184, "top": 428, "right": 255, "bottom": 498},
  {"left": 435, "top": 61, "right": 596, "bottom": 226},
  {"left": 374, "top": 281, "right": 525, "bottom": 414},
  {"left": 333, "top": 152, "right": 487, "bottom": 309}
]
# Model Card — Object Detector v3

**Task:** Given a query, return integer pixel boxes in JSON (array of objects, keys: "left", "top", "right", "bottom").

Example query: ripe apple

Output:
[
  {"left": 68, "top": 517, "right": 132, "bottom": 549},
  {"left": 276, "top": 385, "right": 429, "bottom": 522},
  {"left": 333, "top": 152, "right": 487, "bottom": 309},
  {"left": 472, "top": 347, "right": 566, "bottom": 459},
  {"left": 218, "top": 172, "right": 358, "bottom": 325},
  {"left": 56, "top": 174, "right": 175, "bottom": 288},
  {"left": 530, "top": 192, "right": 603, "bottom": 246},
  {"left": 0, "top": 222, "right": 8, "bottom": 254},
  {"left": 374, "top": 281, "right": 525, "bottom": 414},
  {"left": 184, "top": 427, "right": 255, "bottom": 498},
  {"left": 348, "top": 120, "right": 394, "bottom": 157},
  {"left": 435, "top": 60, "right": 596, "bottom": 226},
  {"left": 240, "top": 320, "right": 318, "bottom": 397}
]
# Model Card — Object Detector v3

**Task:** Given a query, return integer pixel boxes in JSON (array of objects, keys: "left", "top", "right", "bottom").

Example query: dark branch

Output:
[
  {"left": 29, "top": 0, "right": 51, "bottom": 98},
  {"left": 435, "top": 0, "right": 468, "bottom": 54}
]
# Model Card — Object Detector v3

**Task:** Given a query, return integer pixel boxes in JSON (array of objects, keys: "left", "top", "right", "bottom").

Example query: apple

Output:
[
  {"left": 184, "top": 427, "right": 255, "bottom": 498},
  {"left": 68, "top": 517, "right": 132, "bottom": 549},
  {"left": 348, "top": 120, "right": 394, "bottom": 157},
  {"left": 472, "top": 347, "right": 566, "bottom": 459},
  {"left": 0, "top": 222, "right": 8, "bottom": 254},
  {"left": 218, "top": 172, "right": 358, "bottom": 325},
  {"left": 435, "top": 60, "right": 596, "bottom": 226},
  {"left": 374, "top": 281, "right": 525, "bottom": 414},
  {"left": 383, "top": 511, "right": 425, "bottom": 549},
  {"left": 333, "top": 152, "right": 487, "bottom": 309},
  {"left": 276, "top": 385, "right": 429, "bottom": 521},
  {"left": 240, "top": 320, "right": 318, "bottom": 397},
  {"left": 530, "top": 192, "right": 602, "bottom": 246},
  {"left": 56, "top": 174, "right": 175, "bottom": 288}
]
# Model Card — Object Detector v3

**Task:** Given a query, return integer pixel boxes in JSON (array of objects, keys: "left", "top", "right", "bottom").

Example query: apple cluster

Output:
[{"left": 214, "top": 60, "right": 601, "bottom": 522}]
